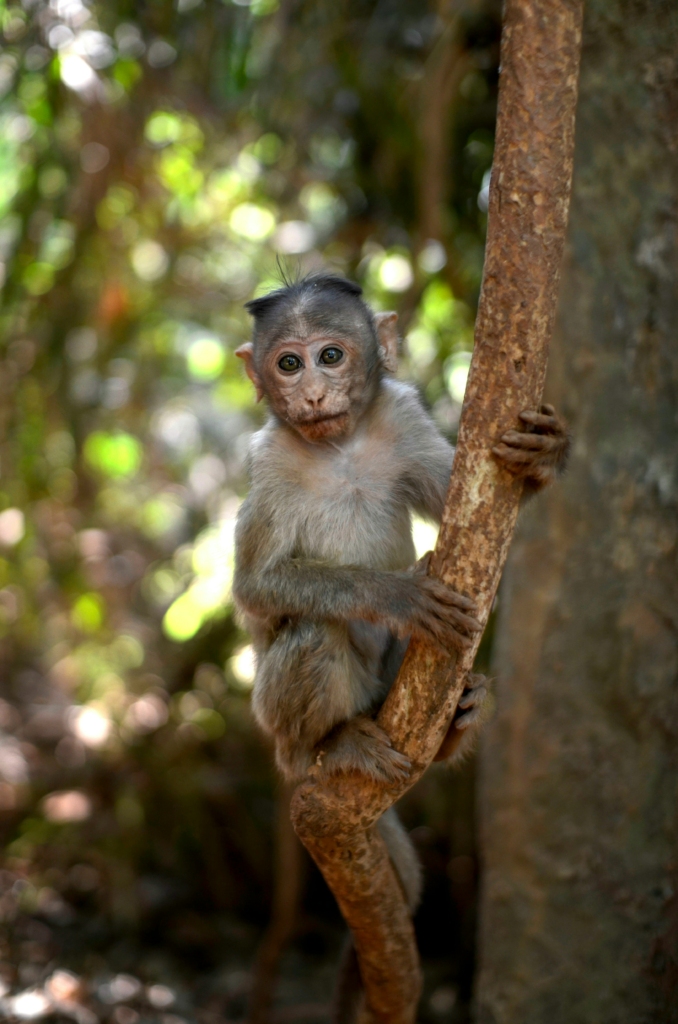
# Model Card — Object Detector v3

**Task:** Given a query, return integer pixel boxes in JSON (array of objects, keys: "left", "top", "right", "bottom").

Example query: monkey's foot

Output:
[
  {"left": 492, "top": 404, "right": 571, "bottom": 489},
  {"left": 454, "top": 672, "right": 489, "bottom": 730},
  {"left": 433, "top": 673, "right": 491, "bottom": 762},
  {"left": 315, "top": 716, "right": 411, "bottom": 784}
]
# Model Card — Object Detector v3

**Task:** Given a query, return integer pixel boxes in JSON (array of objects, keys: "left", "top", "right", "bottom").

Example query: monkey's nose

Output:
[{"left": 305, "top": 393, "right": 325, "bottom": 410}]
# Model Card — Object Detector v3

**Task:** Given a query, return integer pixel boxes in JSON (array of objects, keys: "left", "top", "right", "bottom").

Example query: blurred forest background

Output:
[{"left": 0, "top": 0, "right": 502, "bottom": 1020}]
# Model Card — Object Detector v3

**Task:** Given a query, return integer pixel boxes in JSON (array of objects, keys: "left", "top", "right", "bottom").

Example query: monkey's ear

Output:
[
  {"left": 374, "top": 311, "right": 399, "bottom": 374},
  {"left": 235, "top": 343, "right": 265, "bottom": 402}
]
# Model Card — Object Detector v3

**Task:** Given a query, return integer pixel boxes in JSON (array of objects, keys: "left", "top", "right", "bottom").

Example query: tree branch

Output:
[{"left": 291, "top": 1, "right": 584, "bottom": 1019}]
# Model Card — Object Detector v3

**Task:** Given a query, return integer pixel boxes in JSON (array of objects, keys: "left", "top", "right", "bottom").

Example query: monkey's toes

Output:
[
  {"left": 454, "top": 672, "right": 490, "bottom": 729},
  {"left": 320, "top": 717, "right": 411, "bottom": 783},
  {"left": 455, "top": 705, "right": 484, "bottom": 730},
  {"left": 458, "top": 684, "right": 487, "bottom": 710}
]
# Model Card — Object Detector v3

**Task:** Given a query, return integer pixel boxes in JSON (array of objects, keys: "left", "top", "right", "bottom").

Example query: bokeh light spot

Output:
[
  {"left": 444, "top": 350, "right": 473, "bottom": 403},
  {"left": 0, "top": 507, "right": 25, "bottom": 546},
  {"left": 131, "top": 240, "right": 169, "bottom": 281},
  {"left": 84, "top": 431, "right": 142, "bottom": 478},
  {"left": 229, "top": 203, "right": 275, "bottom": 241},
  {"left": 378, "top": 255, "right": 413, "bottom": 292},
  {"left": 70, "top": 706, "right": 111, "bottom": 747},
  {"left": 71, "top": 593, "right": 104, "bottom": 632},
  {"left": 230, "top": 644, "right": 256, "bottom": 688},
  {"left": 186, "top": 336, "right": 226, "bottom": 380},
  {"left": 163, "top": 592, "right": 204, "bottom": 642},
  {"left": 43, "top": 790, "right": 92, "bottom": 823}
]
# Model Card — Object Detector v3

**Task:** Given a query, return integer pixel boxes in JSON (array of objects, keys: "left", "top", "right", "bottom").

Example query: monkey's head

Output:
[{"left": 236, "top": 275, "right": 398, "bottom": 443}]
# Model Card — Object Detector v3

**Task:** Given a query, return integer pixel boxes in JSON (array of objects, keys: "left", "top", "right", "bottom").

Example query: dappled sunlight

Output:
[{"left": 411, "top": 516, "right": 440, "bottom": 561}]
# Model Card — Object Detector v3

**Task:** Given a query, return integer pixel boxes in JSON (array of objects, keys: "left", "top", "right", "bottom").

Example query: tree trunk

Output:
[
  {"left": 476, "top": 1, "right": 678, "bottom": 1022},
  {"left": 291, "top": 1, "right": 583, "bottom": 1019}
]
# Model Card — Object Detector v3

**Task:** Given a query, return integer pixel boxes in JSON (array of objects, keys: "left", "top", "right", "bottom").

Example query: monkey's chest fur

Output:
[{"left": 287, "top": 431, "right": 415, "bottom": 570}]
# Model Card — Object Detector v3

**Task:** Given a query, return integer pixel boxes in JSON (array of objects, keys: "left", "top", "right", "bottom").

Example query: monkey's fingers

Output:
[
  {"left": 499, "top": 430, "right": 565, "bottom": 452},
  {"left": 424, "top": 597, "right": 482, "bottom": 636},
  {"left": 517, "top": 409, "right": 561, "bottom": 432},
  {"left": 492, "top": 443, "right": 547, "bottom": 465},
  {"left": 421, "top": 577, "right": 478, "bottom": 612},
  {"left": 379, "top": 747, "right": 413, "bottom": 780},
  {"left": 413, "top": 613, "right": 477, "bottom": 653},
  {"left": 492, "top": 447, "right": 559, "bottom": 486}
]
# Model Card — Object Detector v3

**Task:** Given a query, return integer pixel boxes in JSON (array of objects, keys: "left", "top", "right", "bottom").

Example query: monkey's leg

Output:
[
  {"left": 253, "top": 621, "right": 410, "bottom": 783},
  {"left": 313, "top": 630, "right": 414, "bottom": 784}
]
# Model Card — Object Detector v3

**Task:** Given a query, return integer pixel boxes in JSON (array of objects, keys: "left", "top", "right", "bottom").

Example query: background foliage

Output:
[{"left": 0, "top": 0, "right": 499, "bottom": 1019}]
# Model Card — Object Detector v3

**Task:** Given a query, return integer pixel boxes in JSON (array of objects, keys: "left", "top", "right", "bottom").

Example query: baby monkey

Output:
[
  {"left": 233, "top": 274, "right": 569, "bottom": 1008},
  {"left": 234, "top": 274, "right": 568, "bottom": 783}
]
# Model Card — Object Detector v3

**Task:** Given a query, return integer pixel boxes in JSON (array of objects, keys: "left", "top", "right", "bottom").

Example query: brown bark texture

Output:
[
  {"left": 291, "top": 1, "right": 583, "bottom": 1019},
  {"left": 476, "top": 1, "right": 678, "bottom": 1022}
]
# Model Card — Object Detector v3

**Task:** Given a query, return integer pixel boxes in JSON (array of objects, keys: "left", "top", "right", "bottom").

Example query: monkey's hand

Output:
[
  {"left": 314, "top": 716, "right": 411, "bottom": 784},
  {"left": 492, "top": 403, "right": 570, "bottom": 491},
  {"left": 403, "top": 553, "right": 481, "bottom": 653},
  {"left": 433, "top": 673, "right": 491, "bottom": 763}
]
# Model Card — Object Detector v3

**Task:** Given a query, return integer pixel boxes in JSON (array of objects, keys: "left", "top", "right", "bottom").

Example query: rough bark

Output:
[
  {"left": 476, "top": 1, "right": 678, "bottom": 1022},
  {"left": 291, "top": 1, "right": 583, "bottom": 1019}
]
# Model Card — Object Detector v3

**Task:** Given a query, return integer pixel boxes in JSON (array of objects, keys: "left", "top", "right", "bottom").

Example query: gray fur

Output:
[{"left": 234, "top": 376, "right": 461, "bottom": 785}]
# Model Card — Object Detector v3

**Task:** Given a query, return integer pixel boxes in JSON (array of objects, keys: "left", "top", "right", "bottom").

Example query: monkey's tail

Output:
[{"left": 331, "top": 935, "right": 363, "bottom": 1024}]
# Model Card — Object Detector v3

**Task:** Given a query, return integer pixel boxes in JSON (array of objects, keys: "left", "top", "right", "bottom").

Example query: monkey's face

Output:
[{"left": 261, "top": 334, "right": 376, "bottom": 442}]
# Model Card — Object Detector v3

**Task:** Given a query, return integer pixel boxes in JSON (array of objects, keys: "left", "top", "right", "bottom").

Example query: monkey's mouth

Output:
[
  {"left": 298, "top": 411, "right": 347, "bottom": 425},
  {"left": 295, "top": 411, "right": 350, "bottom": 439}
]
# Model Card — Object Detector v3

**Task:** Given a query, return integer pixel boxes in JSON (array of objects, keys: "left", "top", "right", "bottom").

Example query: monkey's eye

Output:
[
  {"left": 278, "top": 354, "right": 302, "bottom": 372},
  {"left": 319, "top": 347, "right": 343, "bottom": 365}
]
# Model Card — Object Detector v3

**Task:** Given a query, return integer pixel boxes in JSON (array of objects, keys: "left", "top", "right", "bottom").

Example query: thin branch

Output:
[{"left": 291, "top": 1, "right": 584, "bottom": 1020}]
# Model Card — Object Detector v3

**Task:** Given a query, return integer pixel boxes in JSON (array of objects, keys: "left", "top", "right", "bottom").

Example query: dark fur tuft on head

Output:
[
  {"left": 244, "top": 273, "right": 364, "bottom": 321},
  {"left": 244, "top": 274, "right": 377, "bottom": 362}
]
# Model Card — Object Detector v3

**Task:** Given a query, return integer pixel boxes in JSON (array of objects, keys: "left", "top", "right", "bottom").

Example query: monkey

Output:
[{"left": 232, "top": 273, "right": 570, "bottom": 1016}]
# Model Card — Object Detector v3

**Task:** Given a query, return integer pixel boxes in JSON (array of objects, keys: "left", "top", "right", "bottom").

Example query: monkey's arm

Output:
[
  {"left": 433, "top": 405, "right": 570, "bottom": 762},
  {"left": 394, "top": 393, "right": 455, "bottom": 523},
  {"left": 399, "top": 400, "right": 571, "bottom": 524},
  {"left": 233, "top": 497, "right": 479, "bottom": 653}
]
